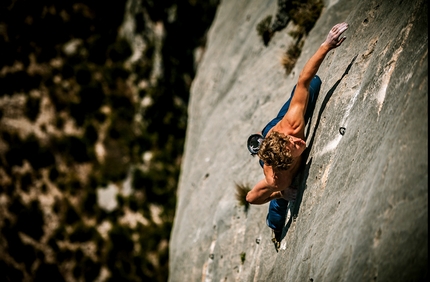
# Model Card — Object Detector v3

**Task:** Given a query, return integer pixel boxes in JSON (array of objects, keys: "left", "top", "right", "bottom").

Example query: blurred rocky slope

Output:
[
  {"left": 169, "top": 0, "right": 428, "bottom": 281},
  {"left": 0, "top": 0, "right": 218, "bottom": 281}
]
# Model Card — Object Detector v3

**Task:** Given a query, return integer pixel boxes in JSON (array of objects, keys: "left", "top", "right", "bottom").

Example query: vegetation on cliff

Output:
[{"left": 0, "top": 0, "right": 219, "bottom": 281}]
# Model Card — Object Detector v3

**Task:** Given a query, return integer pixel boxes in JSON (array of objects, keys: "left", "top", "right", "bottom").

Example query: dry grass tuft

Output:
[
  {"left": 280, "top": 0, "right": 322, "bottom": 74},
  {"left": 281, "top": 42, "right": 303, "bottom": 74},
  {"left": 290, "top": 0, "right": 323, "bottom": 34},
  {"left": 288, "top": 25, "right": 307, "bottom": 41},
  {"left": 235, "top": 182, "right": 251, "bottom": 212}
]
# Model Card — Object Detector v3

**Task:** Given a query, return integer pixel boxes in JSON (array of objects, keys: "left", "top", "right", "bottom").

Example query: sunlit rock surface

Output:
[{"left": 169, "top": 0, "right": 428, "bottom": 281}]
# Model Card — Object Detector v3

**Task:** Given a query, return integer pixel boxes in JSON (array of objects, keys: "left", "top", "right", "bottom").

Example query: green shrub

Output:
[{"left": 256, "top": 15, "right": 272, "bottom": 37}]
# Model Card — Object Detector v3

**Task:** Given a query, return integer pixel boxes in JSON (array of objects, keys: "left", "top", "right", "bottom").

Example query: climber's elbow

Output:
[{"left": 246, "top": 190, "right": 267, "bottom": 205}]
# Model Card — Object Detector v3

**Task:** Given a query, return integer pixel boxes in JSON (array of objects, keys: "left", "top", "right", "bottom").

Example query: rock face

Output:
[{"left": 169, "top": 0, "right": 428, "bottom": 281}]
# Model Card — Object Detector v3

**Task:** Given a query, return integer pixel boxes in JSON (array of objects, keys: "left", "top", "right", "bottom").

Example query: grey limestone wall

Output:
[{"left": 169, "top": 0, "right": 428, "bottom": 281}]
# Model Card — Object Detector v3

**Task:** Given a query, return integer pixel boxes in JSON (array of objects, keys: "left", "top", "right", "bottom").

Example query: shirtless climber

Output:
[{"left": 246, "top": 22, "right": 349, "bottom": 247}]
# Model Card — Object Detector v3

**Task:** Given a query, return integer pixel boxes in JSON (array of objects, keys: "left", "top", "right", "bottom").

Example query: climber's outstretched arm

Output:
[{"left": 279, "top": 22, "right": 349, "bottom": 133}]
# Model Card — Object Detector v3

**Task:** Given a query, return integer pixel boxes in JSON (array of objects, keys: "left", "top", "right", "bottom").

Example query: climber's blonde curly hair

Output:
[{"left": 257, "top": 131, "right": 293, "bottom": 170}]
